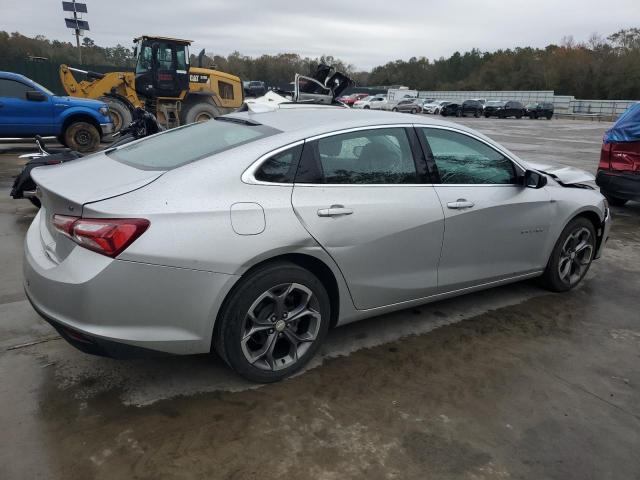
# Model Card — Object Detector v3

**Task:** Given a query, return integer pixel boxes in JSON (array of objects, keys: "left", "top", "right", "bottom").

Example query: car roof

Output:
[
  {"left": 0, "top": 71, "right": 30, "bottom": 83},
  {"left": 225, "top": 107, "right": 474, "bottom": 140}
]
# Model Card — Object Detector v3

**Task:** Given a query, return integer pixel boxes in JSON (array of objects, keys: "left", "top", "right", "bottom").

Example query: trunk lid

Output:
[{"left": 31, "top": 152, "right": 164, "bottom": 262}]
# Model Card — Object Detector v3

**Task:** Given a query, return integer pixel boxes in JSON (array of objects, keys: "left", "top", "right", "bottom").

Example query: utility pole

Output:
[
  {"left": 62, "top": 1, "right": 89, "bottom": 64},
  {"left": 72, "top": 0, "right": 82, "bottom": 63}
]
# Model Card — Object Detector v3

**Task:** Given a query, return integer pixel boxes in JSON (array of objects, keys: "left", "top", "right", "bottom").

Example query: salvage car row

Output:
[{"left": 340, "top": 92, "right": 554, "bottom": 119}]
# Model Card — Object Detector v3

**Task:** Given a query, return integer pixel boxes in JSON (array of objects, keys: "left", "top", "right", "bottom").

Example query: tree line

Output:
[{"left": 1, "top": 28, "right": 639, "bottom": 99}]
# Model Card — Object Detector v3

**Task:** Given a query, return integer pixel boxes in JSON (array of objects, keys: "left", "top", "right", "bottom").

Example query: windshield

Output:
[
  {"left": 108, "top": 118, "right": 280, "bottom": 170},
  {"left": 486, "top": 101, "right": 505, "bottom": 106}
]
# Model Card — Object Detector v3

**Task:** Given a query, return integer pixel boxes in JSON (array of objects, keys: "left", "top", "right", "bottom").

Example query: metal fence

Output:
[
  {"left": 410, "top": 89, "right": 637, "bottom": 120},
  {"left": 0, "top": 58, "right": 130, "bottom": 95}
]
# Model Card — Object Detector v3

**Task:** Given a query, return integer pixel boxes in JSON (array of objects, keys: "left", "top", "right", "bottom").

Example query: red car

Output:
[
  {"left": 597, "top": 103, "right": 640, "bottom": 206},
  {"left": 338, "top": 93, "right": 370, "bottom": 107}
]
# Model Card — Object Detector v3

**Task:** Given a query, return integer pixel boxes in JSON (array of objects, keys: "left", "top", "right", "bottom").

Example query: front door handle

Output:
[
  {"left": 447, "top": 199, "right": 475, "bottom": 209},
  {"left": 317, "top": 205, "right": 354, "bottom": 217}
]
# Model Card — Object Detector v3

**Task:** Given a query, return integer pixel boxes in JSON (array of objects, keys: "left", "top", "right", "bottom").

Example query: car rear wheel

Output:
[
  {"left": 63, "top": 121, "right": 101, "bottom": 152},
  {"left": 604, "top": 194, "right": 628, "bottom": 207},
  {"left": 392, "top": 107, "right": 398, "bottom": 112},
  {"left": 214, "top": 262, "right": 330, "bottom": 383},
  {"left": 540, "top": 217, "right": 596, "bottom": 292}
]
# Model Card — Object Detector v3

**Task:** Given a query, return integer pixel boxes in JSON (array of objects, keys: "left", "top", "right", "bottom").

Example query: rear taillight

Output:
[
  {"left": 52, "top": 215, "right": 150, "bottom": 258},
  {"left": 599, "top": 142, "right": 612, "bottom": 170}
]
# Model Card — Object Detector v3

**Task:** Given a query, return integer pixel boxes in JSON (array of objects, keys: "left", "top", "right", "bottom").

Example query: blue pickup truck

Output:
[{"left": 0, "top": 72, "right": 113, "bottom": 152}]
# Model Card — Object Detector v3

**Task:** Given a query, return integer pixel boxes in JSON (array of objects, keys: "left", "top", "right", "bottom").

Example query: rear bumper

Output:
[
  {"left": 23, "top": 211, "right": 238, "bottom": 356},
  {"left": 596, "top": 169, "right": 640, "bottom": 201}
]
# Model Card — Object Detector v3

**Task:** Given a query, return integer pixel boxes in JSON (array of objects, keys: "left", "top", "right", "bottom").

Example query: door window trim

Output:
[
  {"left": 242, "top": 124, "right": 432, "bottom": 187},
  {"left": 241, "top": 123, "right": 526, "bottom": 187},
  {"left": 415, "top": 124, "right": 525, "bottom": 186}
]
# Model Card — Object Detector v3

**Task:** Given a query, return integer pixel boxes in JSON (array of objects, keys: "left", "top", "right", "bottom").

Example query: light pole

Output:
[{"left": 62, "top": 1, "right": 89, "bottom": 64}]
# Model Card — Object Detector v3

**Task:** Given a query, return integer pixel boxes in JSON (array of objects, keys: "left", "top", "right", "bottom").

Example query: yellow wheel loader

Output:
[{"left": 59, "top": 36, "right": 243, "bottom": 131}]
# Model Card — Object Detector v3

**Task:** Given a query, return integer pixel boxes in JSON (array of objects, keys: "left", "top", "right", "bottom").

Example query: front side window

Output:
[
  {"left": 313, "top": 128, "right": 418, "bottom": 184},
  {"left": 420, "top": 128, "right": 516, "bottom": 185},
  {"left": 254, "top": 145, "right": 302, "bottom": 183},
  {"left": 136, "top": 45, "right": 153, "bottom": 74},
  {"left": 0, "top": 79, "right": 31, "bottom": 99}
]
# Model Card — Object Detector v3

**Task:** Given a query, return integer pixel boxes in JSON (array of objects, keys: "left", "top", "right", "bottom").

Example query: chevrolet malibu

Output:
[{"left": 24, "top": 108, "right": 611, "bottom": 382}]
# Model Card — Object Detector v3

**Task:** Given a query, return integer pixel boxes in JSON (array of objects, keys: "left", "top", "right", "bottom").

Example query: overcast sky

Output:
[{"left": 3, "top": 0, "right": 640, "bottom": 69}]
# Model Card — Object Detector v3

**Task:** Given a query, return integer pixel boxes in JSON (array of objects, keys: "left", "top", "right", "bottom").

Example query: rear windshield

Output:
[{"left": 107, "top": 118, "right": 280, "bottom": 170}]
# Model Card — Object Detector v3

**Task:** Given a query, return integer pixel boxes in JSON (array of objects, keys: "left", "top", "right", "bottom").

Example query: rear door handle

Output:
[
  {"left": 317, "top": 205, "right": 354, "bottom": 217},
  {"left": 446, "top": 199, "right": 475, "bottom": 209}
]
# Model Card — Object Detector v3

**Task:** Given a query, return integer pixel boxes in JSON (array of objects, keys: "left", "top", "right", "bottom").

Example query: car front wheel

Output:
[
  {"left": 214, "top": 262, "right": 330, "bottom": 383},
  {"left": 63, "top": 121, "right": 101, "bottom": 152},
  {"left": 541, "top": 217, "right": 596, "bottom": 292}
]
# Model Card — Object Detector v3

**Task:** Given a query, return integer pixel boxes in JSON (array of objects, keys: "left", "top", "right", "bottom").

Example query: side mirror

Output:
[
  {"left": 524, "top": 170, "right": 547, "bottom": 189},
  {"left": 26, "top": 90, "right": 47, "bottom": 102}
]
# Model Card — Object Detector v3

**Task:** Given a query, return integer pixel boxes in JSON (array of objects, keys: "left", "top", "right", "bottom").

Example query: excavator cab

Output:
[{"left": 133, "top": 36, "right": 191, "bottom": 99}]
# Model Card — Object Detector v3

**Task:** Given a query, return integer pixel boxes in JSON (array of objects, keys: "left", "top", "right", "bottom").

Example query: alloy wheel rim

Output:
[
  {"left": 75, "top": 129, "right": 91, "bottom": 147},
  {"left": 558, "top": 227, "right": 594, "bottom": 285},
  {"left": 241, "top": 283, "right": 321, "bottom": 371}
]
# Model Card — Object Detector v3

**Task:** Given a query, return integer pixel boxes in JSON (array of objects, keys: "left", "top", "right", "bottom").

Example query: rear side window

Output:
[
  {"left": 254, "top": 145, "right": 303, "bottom": 183},
  {"left": 307, "top": 128, "right": 418, "bottom": 184},
  {"left": 108, "top": 118, "right": 280, "bottom": 170}
]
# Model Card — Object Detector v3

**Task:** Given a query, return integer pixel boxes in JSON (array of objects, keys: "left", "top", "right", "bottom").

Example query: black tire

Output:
[
  {"left": 364, "top": 105, "right": 370, "bottom": 109},
  {"left": 98, "top": 96, "right": 132, "bottom": 133},
  {"left": 484, "top": 113, "right": 490, "bottom": 118},
  {"left": 546, "top": 114, "right": 553, "bottom": 120},
  {"left": 182, "top": 100, "right": 221, "bottom": 124},
  {"left": 214, "top": 261, "right": 331, "bottom": 383},
  {"left": 604, "top": 194, "right": 628, "bottom": 207},
  {"left": 412, "top": 108, "right": 418, "bottom": 114},
  {"left": 392, "top": 107, "right": 398, "bottom": 112},
  {"left": 540, "top": 217, "right": 597, "bottom": 292},
  {"left": 63, "top": 121, "right": 101, "bottom": 152}
]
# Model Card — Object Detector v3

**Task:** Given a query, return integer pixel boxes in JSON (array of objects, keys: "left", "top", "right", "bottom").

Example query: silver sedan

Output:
[{"left": 24, "top": 108, "right": 611, "bottom": 382}]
